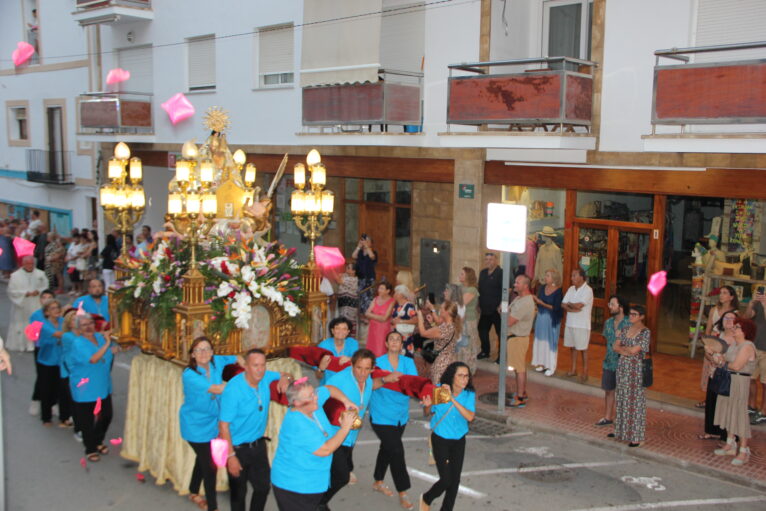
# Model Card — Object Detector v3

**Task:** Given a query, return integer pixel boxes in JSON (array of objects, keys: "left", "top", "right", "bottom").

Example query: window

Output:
[
  {"left": 694, "top": 0, "right": 766, "bottom": 63},
  {"left": 543, "top": 0, "right": 593, "bottom": 61},
  {"left": 6, "top": 101, "right": 30, "bottom": 146},
  {"left": 117, "top": 45, "right": 153, "bottom": 92},
  {"left": 257, "top": 24, "right": 294, "bottom": 87},
  {"left": 187, "top": 35, "right": 216, "bottom": 92}
]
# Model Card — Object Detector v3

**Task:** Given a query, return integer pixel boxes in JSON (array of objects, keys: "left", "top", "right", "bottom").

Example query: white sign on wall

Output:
[{"left": 486, "top": 203, "right": 527, "bottom": 253}]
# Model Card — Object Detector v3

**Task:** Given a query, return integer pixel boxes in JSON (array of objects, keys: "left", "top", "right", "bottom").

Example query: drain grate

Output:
[
  {"left": 478, "top": 391, "right": 515, "bottom": 406},
  {"left": 470, "top": 416, "right": 513, "bottom": 436}
]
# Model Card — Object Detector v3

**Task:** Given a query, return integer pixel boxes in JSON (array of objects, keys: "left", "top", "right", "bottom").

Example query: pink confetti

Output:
[
  {"left": 12, "top": 41, "right": 35, "bottom": 67},
  {"left": 25, "top": 321, "right": 43, "bottom": 342},
  {"left": 135, "top": 473, "right": 145, "bottom": 483},
  {"left": 13, "top": 237, "right": 35, "bottom": 259},
  {"left": 0, "top": 248, "right": 3, "bottom": 256},
  {"left": 106, "top": 67, "right": 130, "bottom": 85},
  {"left": 77, "top": 377, "right": 89, "bottom": 388},
  {"left": 80, "top": 457, "right": 87, "bottom": 469},
  {"left": 110, "top": 437, "right": 123, "bottom": 446},
  {"left": 161, "top": 93, "right": 195, "bottom": 125},
  {"left": 93, "top": 396, "right": 102, "bottom": 416},
  {"left": 210, "top": 438, "right": 228, "bottom": 468},
  {"left": 76, "top": 302, "right": 87, "bottom": 317},
  {"left": 647, "top": 270, "right": 667, "bottom": 296}
]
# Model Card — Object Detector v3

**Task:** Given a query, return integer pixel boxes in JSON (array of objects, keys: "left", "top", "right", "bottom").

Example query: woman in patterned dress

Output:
[
  {"left": 337, "top": 263, "right": 359, "bottom": 336},
  {"left": 612, "top": 304, "right": 650, "bottom": 447},
  {"left": 417, "top": 301, "right": 461, "bottom": 384}
]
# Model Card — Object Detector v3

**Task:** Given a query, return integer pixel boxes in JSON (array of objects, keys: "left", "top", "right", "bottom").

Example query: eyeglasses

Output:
[
  {"left": 193, "top": 347, "right": 213, "bottom": 353},
  {"left": 629, "top": 312, "right": 640, "bottom": 316},
  {"left": 734, "top": 324, "right": 743, "bottom": 330}
]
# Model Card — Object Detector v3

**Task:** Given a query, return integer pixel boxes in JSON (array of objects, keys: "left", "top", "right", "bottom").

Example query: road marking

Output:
[
  {"left": 621, "top": 475, "right": 666, "bottom": 491},
  {"left": 355, "top": 431, "right": 532, "bottom": 446},
  {"left": 115, "top": 362, "right": 131, "bottom": 370},
  {"left": 514, "top": 446, "right": 554, "bottom": 458},
  {"left": 461, "top": 460, "right": 634, "bottom": 477},
  {"left": 407, "top": 468, "right": 486, "bottom": 498},
  {"left": 568, "top": 495, "right": 766, "bottom": 511}
]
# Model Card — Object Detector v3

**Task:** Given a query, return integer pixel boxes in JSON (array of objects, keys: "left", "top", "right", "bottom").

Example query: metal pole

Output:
[
  {"left": 0, "top": 367, "right": 6, "bottom": 511},
  {"left": 497, "top": 251, "right": 512, "bottom": 413}
]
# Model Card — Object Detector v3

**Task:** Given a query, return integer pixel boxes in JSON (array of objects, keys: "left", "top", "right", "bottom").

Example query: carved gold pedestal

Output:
[{"left": 302, "top": 261, "right": 328, "bottom": 344}]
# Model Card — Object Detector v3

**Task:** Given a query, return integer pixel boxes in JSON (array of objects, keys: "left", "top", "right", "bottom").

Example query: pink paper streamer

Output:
[
  {"left": 313, "top": 246, "right": 345, "bottom": 271},
  {"left": 647, "top": 270, "right": 667, "bottom": 297},
  {"left": 135, "top": 473, "right": 145, "bottom": 483},
  {"left": 12, "top": 237, "right": 35, "bottom": 259},
  {"left": 80, "top": 457, "right": 87, "bottom": 469},
  {"left": 161, "top": 93, "right": 195, "bottom": 125},
  {"left": 106, "top": 67, "right": 130, "bottom": 85},
  {"left": 25, "top": 321, "right": 43, "bottom": 342},
  {"left": 12, "top": 41, "right": 35, "bottom": 66},
  {"left": 210, "top": 438, "right": 228, "bottom": 468},
  {"left": 76, "top": 302, "right": 87, "bottom": 316},
  {"left": 110, "top": 437, "right": 123, "bottom": 446},
  {"left": 93, "top": 396, "right": 102, "bottom": 416},
  {"left": 77, "top": 377, "right": 89, "bottom": 388}
]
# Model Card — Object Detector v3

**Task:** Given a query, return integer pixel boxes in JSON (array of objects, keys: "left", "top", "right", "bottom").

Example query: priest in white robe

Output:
[{"left": 6, "top": 256, "right": 49, "bottom": 352}]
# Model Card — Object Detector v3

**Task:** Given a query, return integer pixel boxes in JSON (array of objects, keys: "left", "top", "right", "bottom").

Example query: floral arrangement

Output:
[{"left": 114, "top": 235, "right": 304, "bottom": 340}]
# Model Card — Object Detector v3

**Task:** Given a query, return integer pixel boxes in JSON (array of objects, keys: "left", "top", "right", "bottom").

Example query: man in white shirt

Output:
[
  {"left": 562, "top": 268, "right": 593, "bottom": 383},
  {"left": 5, "top": 255, "right": 49, "bottom": 352}
]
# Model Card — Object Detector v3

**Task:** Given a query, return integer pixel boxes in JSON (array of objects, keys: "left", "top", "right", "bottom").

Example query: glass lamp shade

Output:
[
  {"left": 200, "top": 159, "right": 214, "bottom": 184},
  {"left": 114, "top": 141, "right": 131, "bottom": 160},
  {"left": 181, "top": 140, "right": 198, "bottom": 160},
  {"left": 321, "top": 190, "right": 334, "bottom": 214},
  {"left": 244, "top": 163, "right": 256, "bottom": 186},
  {"left": 293, "top": 163, "right": 306, "bottom": 189},
  {"left": 186, "top": 192, "right": 201, "bottom": 214},
  {"left": 306, "top": 148, "right": 321, "bottom": 166},
  {"left": 176, "top": 161, "right": 191, "bottom": 182},
  {"left": 99, "top": 186, "right": 114, "bottom": 207},
  {"left": 306, "top": 192, "right": 321, "bottom": 213},
  {"left": 130, "top": 188, "right": 146, "bottom": 209},
  {"left": 202, "top": 193, "right": 217, "bottom": 215},
  {"left": 233, "top": 149, "right": 246, "bottom": 166},
  {"left": 168, "top": 193, "right": 183, "bottom": 215},
  {"left": 310, "top": 163, "right": 326, "bottom": 187},
  {"left": 107, "top": 159, "right": 123, "bottom": 180},
  {"left": 290, "top": 190, "right": 305, "bottom": 214},
  {"left": 113, "top": 189, "right": 129, "bottom": 209},
  {"left": 129, "top": 157, "right": 142, "bottom": 182}
]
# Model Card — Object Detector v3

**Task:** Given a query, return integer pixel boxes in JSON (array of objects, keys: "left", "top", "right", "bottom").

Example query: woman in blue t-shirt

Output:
[
  {"left": 369, "top": 331, "right": 417, "bottom": 509},
  {"left": 179, "top": 336, "right": 240, "bottom": 511},
  {"left": 420, "top": 361, "right": 475, "bottom": 511},
  {"left": 37, "top": 300, "right": 71, "bottom": 427},
  {"left": 315, "top": 317, "right": 359, "bottom": 384}
]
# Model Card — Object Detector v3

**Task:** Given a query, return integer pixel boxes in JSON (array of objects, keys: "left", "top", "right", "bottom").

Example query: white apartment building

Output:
[{"left": 2, "top": 0, "right": 766, "bottom": 356}]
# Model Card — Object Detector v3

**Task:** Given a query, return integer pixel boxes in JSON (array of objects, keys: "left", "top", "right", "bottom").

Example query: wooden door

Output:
[{"left": 361, "top": 203, "right": 394, "bottom": 284}]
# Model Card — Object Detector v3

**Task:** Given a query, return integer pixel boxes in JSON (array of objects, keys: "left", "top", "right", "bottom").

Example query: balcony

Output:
[
  {"left": 78, "top": 92, "right": 153, "bottom": 135},
  {"left": 72, "top": 0, "right": 153, "bottom": 26},
  {"left": 301, "top": 69, "right": 422, "bottom": 134},
  {"left": 26, "top": 150, "right": 74, "bottom": 185},
  {"left": 441, "top": 57, "right": 597, "bottom": 151}
]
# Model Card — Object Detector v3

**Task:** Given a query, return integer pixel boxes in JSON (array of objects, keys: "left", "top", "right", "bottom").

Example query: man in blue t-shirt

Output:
[
  {"left": 72, "top": 279, "right": 110, "bottom": 323},
  {"left": 219, "top": 349, "right": 290, "bottom": 511}
]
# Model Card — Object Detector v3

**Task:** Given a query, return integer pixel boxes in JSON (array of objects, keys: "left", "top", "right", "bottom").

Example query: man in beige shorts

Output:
[
  {"left": 506, "top": 275, "right": 536, "bottom": 408},
  {"left": 562, "top": 268, "right": 593, "bottom": 383},
  {"left": 745, "top": 290, "right": 766, "bottom": 425}
]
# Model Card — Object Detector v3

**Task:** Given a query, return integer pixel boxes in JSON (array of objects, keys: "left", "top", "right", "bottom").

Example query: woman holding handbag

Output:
[
  {"left": 699, "top": 311, "right": 737, "bottom": 440},
  {"left": 611, "top": 305, "right": 650, "bottom": 447},
  {"left": 417, "top": 301, "right": 460, "bottom": 384},
  {"left": 419, "top": 362, "right": 475, "bottom": 511}
]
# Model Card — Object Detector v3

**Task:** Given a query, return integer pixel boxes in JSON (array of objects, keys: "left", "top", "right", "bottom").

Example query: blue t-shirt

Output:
[
  {"left": 37, "top": 317, "right": 63, "bottom": 367},
  {"left": 67, "top": 333, "right": 113, "bottom": 402},
  {"left": 325, "top": 366, "right": 372, "bottom": 447},
  {"left": 431, "top": 388, "right": 475, "bottom": 440},
  {"left": 179, "top": 355, "right": 237, "bottom": 442},
  {"left": 316, "top": 337, "right": 359, "bottom": 385},
  {"left": 60, "top": 331, "right": 78, "bottom": 378},
  {"left": 219, "top": 371, "right": 281, "bottom": 446},
  {"left": 72, "top": 294, "right": 111, "bottom": 322},
  {"left": 29, "top": 308, "right": 45, "bottom": 324},
  {"left": 369, "top": 354, "right": 417, "bottom": 426},
  {"left": 271, "top": 387, "right": 333, "bottom": 494}
]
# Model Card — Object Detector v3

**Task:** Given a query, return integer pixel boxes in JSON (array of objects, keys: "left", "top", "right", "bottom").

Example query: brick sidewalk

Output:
[{"left": 471, "top": 366, "right": 766, "bottom": 488}]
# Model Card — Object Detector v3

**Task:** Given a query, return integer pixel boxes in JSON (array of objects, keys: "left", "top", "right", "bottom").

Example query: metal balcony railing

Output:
[
  {"left": 446, "top": 56, "right": 597, "bottom": 132},
  {"left": 76, "top": 0, "right": 151, "bottom": 9},
  {"left": 26, "top": 149, "right": 74, "bottom": 185},
  {"left": 78, "top": 91, "right": 153, "bottom": 134},
  {"left": 652, "top": 41, "right": 766, "bottom": 129}
]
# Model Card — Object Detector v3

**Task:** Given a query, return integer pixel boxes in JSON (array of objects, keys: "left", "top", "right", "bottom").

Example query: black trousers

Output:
[
  {"left": 371, "top": 422, "right": 410, "bottom": 492},
  {"left": 38, "top": 364, "right": 71, "bottom": 423},
  {"left": 423, "top": 433, "right": 465, "bottom": 511},
  {"left": 319, "top": 445, "right": 354, "bottom": 505},
  {"left": 229, "top": 439, "right": 270, "bottom": 511},
  {"left": 478, "top": 312, "right": 501, "bottom": 355},
  {"left": 73, "top": 394, "right": 113, "bottom": 455},
  {"left": 272, "top": 485, "right": 323, "bottom": 511},
  {"left": 32, "top": 346, "right": 41, "bottom": 401},
  {"left": 188, "top": 441, "right": 218, "bottom": 511},
  {"left": 704, "top": 383, "right": 727, "bottom": 440}
]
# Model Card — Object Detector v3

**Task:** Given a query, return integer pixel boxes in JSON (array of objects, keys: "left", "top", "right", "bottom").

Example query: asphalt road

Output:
[{"left": 2, "top": 283, "right": 766, "bottom": 510}]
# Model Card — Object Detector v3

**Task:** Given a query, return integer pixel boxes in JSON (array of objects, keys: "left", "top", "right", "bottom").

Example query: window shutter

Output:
[
  {"left": 117, "top": 45, "right": 153, "bottom": 92},
  {"left": 380, "top": 2, "right": 424, "bottom": 72},
  {"left": 188, "top": 36, "right": 216, "bottom": 90},
  {"left": 259, "top": 25, "right": 293, "bottom": 75},
  {"left": 695, "top": 0, "right": 766, "bottom": 62}
]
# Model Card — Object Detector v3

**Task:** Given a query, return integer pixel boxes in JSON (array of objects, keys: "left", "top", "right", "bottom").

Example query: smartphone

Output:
[{"left": 428, "top": 292, "right": 435, "bottom": 304}]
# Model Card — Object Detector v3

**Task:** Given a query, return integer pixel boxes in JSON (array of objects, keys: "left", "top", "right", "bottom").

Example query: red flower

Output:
[
  {"left": 286, "top": 247, "right": 296, "bottom": 256},
  {"left": 165, "top": 248, "right": 172, "bottom": 258},
  {"left": 221, "top": 261, "right": 230, "bottom": 275},
  {"left": 228, "top": 291, "right": 236, "bottom": 298},
  {"left": 163, "top": 275, "right": 171, "bottom": 282},
  {"left": 287, "top": 295, "right": 294, "bottom": 302}
]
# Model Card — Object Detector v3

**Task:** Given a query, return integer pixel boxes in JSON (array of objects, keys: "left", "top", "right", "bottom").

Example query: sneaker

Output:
[
  {"left": 73, "top": 431, "right": 83, "bottom": 442},
  {"left": 748, "top": 407, "right": 758, "bottom": 416},
  {"left": 534, "top": 366, "right": 545, "bottom": 372},
  {"left": 28, "top": 401, "right": 40, "bottom": 416},
  {"left": 544, "top": 369, "right": 555, "bottom": 377},
  {"left": 750, "top": 411, "right": 766, "bottom": 425}
]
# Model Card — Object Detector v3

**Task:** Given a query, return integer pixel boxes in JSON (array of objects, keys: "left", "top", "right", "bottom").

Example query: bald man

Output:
[{"left": 6, "top": 256, "right": 49, "bottom": 352}]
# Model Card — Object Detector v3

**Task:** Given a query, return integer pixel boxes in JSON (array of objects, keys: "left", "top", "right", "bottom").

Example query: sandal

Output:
[
  {"left": 97, "top": 444, "right": 109, "bottom": 455},
  {"left": 595, "top": 418, "right": 613, "bottom": 426},
  {"left": 695, "top": 401, "right": 706, "bottom": 409},
  {"left": 373, "top": 481, "right": 395, "bottom": 497},
  {"left": 59, "top": 419, "right": 74, "bottom": 428},
  {"left": 399, "top": 493, "right": 414, "bottom": 510},
  {"left": 697, "top": 433, "right": 718, "bottom": 440},
  {"left": 86, "top": 452, "right": 101, "bottom": 462},
  {"left": 189, "top": 494, "right": 207, "bottom": 510}
]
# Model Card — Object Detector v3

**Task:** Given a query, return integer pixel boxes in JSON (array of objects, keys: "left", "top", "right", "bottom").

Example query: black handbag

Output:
[
  {"left": 709, "top": 366, "right": 731, "bottom": 396},
  {"left": 421, "top": 331, "right": 455, "bottom": 364},
  {"left": 642, "top": 356, "right": 653, "bottom": 388}
]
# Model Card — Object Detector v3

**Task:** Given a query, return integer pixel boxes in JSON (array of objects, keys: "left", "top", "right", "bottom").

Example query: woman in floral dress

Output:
[
  {"left": 613, "top": 304, "right": 650, "bottom": 447},
  {"left": 417, "top": 301, "right": 460, "bottom": 384}
]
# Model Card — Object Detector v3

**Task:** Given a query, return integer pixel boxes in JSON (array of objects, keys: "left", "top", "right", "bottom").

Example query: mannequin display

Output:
[
  {"left": 702, "top": 235, "right": 726, "bottom": 272},
  {"left": 692, "top": 243, "right": 705, "bottom": 266},
  {"left": 534, "top": 227, "right": 563, "bottom": 285}
]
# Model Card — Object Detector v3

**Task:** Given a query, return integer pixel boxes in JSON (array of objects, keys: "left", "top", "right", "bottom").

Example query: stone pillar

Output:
[{"left": 451, "top": 157, "right": 485, "bottom": 280}]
